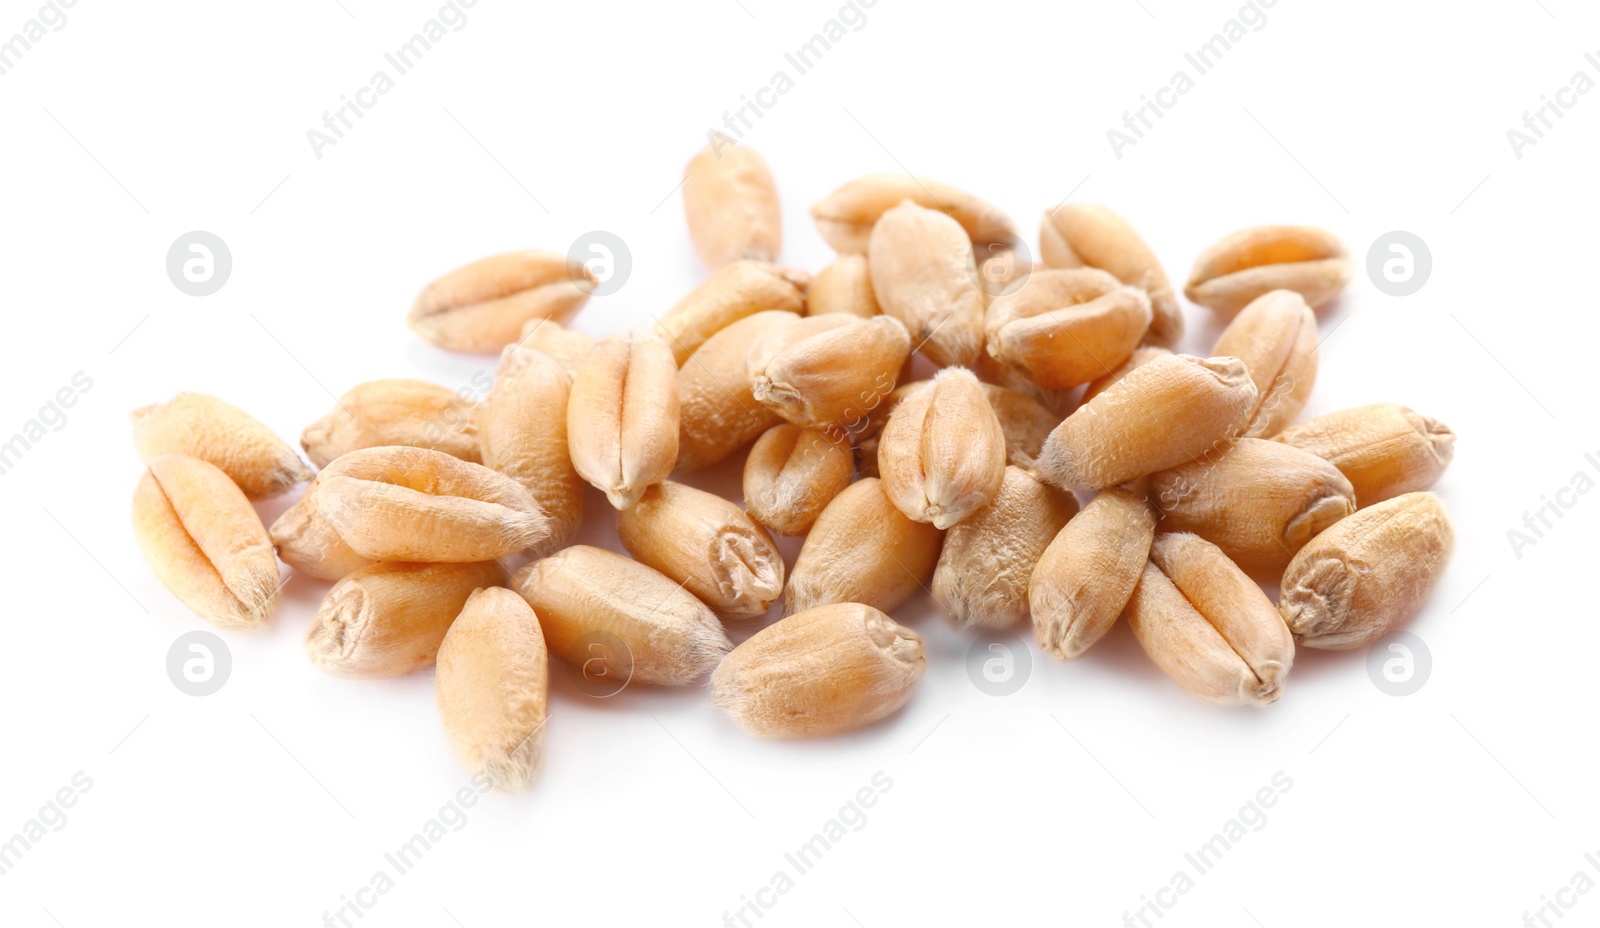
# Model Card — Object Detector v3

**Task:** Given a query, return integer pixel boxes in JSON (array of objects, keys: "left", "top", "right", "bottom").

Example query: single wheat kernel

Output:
[
  {"left": 1031, "top": 487, "right": 1156, "bottom": 659},
  {"left": 1211, "top": 290, "right": 1319, "bottom": 438},
  {"left": 1279, "top": 492, "right": 1454, "bottom": 650},
  {"left": 867, "top": 200, "right": 988, "bottom": 367},
  {"left": 1127, "top": 533, "right": 1294, "bottom": 707},
  {"left": 314, "top": 446, "right": 548, "bottom": 562},
  {"left": 132, "top": 393, "right": 311, "bottom": 499},
  {"left": 435, "top": 587, "right": 549, "bottom": 791},
  {"left": 1038, "top": 202, "right": 1184, "bottom": 347},
  {"left": 616, "top": 481, "right": 785, "bottom": 618},
  {"left": 409, "top": 250, "right": 593, "bottom": 353},
  {"left": 306, "top": 560, "right": 505, "bottom": 678},
  {"left": 933, "top": 466, "right": 1079, "bottom": 631},
  {"left": 1147, "top": 438, "right": 1356, "bottom": 576},
  {"left": 747, "top": 313, "right": 910, "bottom": 429},
  {"left": 854, "top": 380, "right": 1057, "bottom": 476},
  {"left": 983, "top": 268, "right": 1153, "bottom": 388},
  {"left": 1035, "top": 354, "right": 1257, "bottom": 490},
  {"left": 132, "top": 455, "right": 280, "bottom": 629},
  {"left": 567, "top": 330, "right": 680, "bottom": 510},
  {"left": 683, "top": 140, "right": 782, "bottom": 267},
  {"left": 513, "top": 546, "right": 732, "bottom": 686},
  {"left": 477, "top": 345, "right": 583, "bottom": 558},
  {"left": 676, "top": 310, "right": 792, "bottom": 472},
  {"left": 785, "top": 477, "right": 943, "bottom": 615},
  {"left": 1273, "top": 403, "right": 1455, "bottom": 507},
  {"left": 1185, "top": 226, "right": 1352, "bottom": 318},
  {"left": 743, "top": 423, "right": 854, "bottom": 536},
  {"left": 654, "top": 261, "right": 808, "bottom": 365},
  {"left": 807, "top": 254, "right": 879, "bottom": 317},
  {"left": 811, "top": 174, "right": 1016, "bottom": 254},
  {"left": 711, "top": 602, "right": 926, "bottom": 738},
  {"left": 301, "top": 379, "right": 480, "bottom": 468},
  {"left": 877, "top": 367, "right": 1006, "bottom": 529},
  {"left": 269, "top": 475, "right": 376, "bottom": 581}
]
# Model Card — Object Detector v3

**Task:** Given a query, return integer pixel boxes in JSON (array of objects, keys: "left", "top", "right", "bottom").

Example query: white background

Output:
[{"left": 1, "top": 0, "right": 1594, "bottom": 925}]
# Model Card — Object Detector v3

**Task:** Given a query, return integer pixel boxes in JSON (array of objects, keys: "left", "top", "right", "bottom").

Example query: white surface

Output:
[{"left": 1, "top": 1, "right": 1594, "bottom": 925}]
